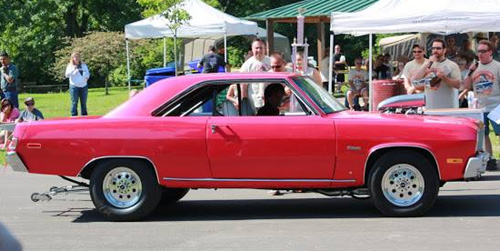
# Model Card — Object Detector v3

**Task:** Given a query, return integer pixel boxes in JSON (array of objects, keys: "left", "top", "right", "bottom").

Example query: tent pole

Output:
[
  {"left": 163, "top": 37, "right": 167, "bottom": 67},
  {"left": 369, "top": 33, "right": 373, "bottom": 111},
  {"left": 328, "top": 33, "right": 334, "bottom": 94},
  {"left": 126, "top": 39, "right": 131, "bottom": 92},
  {"left": 224, "top": 33, "right": 228, "bottom": 72},
  {"left": 174, "top": 35, "right": 178, "bottom": 76}
]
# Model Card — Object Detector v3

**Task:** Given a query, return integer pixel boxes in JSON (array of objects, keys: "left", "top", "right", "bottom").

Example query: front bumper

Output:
[
  {"left": 463, "top": 151, "right": 489, "bottom": 179},
  {"left": 6, "top": 151, "right": 28, "bottom": 173}
]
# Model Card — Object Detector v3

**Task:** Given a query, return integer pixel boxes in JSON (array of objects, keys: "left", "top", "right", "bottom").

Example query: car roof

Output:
[{"left": 105, "top": 72, "right": 301, "bottom": 118}]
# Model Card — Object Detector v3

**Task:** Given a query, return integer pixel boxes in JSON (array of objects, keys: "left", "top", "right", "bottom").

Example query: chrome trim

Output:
[
  {"left": 463, "top": 151, "right": 489, "bottom": 179},
  {"left": 79, "top": 156, "right": 159, "bottom": 181},
  {"left": 6, "top": 151, "right": 28, "bottom": 173},
  {"left": 476, "top": 126, "right": 485, "bottom": 152},
  {"left": 163, "top": 177, "right": 356, "bottom": 183},
  {"left": 364, "top": 145, "right": 441, "bottom": 184}
]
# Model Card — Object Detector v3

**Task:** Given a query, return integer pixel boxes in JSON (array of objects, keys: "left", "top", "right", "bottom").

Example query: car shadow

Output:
[{"left": 69, "top": 194, "right": 500, "bottom": 223}]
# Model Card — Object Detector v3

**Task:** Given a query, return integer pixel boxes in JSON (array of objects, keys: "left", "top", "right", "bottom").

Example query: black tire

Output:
[
  {"left": 160, "top": 188, "right": 189, "bottom": 205},
  {"left": 89, "top": 159, "right": 162, "bottom": 221},
  {"left": 368, "top": 150, "right": 439, "bottom": 217}
]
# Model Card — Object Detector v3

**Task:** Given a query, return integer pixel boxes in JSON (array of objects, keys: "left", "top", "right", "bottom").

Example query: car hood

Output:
[{"left": 327, "top": 111, "right": 479, "bottom": 130}]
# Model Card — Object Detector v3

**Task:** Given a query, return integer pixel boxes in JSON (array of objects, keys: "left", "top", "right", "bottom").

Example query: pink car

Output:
[{"left": 7, "top": 73, "right": 488, "bottom": 221}]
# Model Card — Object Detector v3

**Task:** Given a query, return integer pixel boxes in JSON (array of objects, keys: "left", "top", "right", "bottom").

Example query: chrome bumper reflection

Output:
[
  {"left": 463, "top": 152, "right": 489, "bottom": 179},
  {"left": 6, "top": 151, "right": 28, "bottom": 173}
]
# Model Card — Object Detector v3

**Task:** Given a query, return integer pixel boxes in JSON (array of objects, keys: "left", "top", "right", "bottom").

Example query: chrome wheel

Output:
[
  {"left": 102, "top": 167, "right": 142, "bottom": 208},
  {"left": 381, "top": 164, "right": 425, "bottom": 207}
]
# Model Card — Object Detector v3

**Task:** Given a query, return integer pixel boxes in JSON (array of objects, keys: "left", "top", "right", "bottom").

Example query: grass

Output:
[
  {"left": 18, "top": 87, "right": 131, "bottom": 119},
  {"left": 1, "top": 86, "right": 499, "bottom": 164}
]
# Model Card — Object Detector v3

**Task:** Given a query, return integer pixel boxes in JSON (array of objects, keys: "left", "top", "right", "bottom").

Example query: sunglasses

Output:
[
  {"left": 413, "top": 50, "right": 423, "bottom": 53},
  {"left": 477, "top": 49, "right": 490, "bottom": 53},
  {"left": 431, "top": 47, "right": 443, "bottom": 50},
  {"left": 355, "top": 62, "right": 362, "bottom": 65},
  {"left": 25, "top": 102, "right": 34, "bottom": 106},
  {"left": 270, "top": 65, "right": 282, "bottom": 69}
]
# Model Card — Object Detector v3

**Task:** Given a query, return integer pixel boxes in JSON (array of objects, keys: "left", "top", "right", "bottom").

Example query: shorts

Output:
[{"left": 484, "top": 112, "right": 500, "bottom": 135}]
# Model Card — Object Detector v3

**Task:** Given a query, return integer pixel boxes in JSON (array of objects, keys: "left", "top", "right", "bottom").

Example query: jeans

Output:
[
  {"left": 69, "top": 85, "right": 88, "bottom": 116},
  {"left": 4, "top": 90, "right": 18, "bottom": 108}
]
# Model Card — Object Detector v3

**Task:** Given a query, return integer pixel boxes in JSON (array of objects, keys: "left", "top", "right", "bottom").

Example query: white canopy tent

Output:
[
  {"left": 329, "top": 0, "right": 500, "bottom": 108},
  {"left": 124, "top": 0, "right": 259, "bottom": 88}
]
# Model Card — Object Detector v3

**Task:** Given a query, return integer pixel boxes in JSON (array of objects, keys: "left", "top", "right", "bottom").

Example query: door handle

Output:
[{"left": 211, "top": 124, "right": 217, "bottom": 134}]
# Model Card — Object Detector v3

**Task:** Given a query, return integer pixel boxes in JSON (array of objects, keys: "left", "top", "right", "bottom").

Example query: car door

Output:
[{"left": 207, "top": 108, "right": 336, "bottom": 180}]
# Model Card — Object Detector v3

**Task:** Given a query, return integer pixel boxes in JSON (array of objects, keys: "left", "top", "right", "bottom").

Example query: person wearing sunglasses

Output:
[
  {"left": 346, "top": 58, "right": 369, "bottom": 111},
  {"left": 16, "top": 97, "right": 44, "bottom": 123},
  {"left": 463, "top": 40, "right": 500, "bottom": 171},
  {"left": 402, "top": 44, "right": 429, "bottom": 94},
  {"left": 413, "top": 38, "right": 461, "bottom": 109}
]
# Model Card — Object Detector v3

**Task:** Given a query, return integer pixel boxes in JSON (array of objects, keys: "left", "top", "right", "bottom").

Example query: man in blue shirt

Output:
[
  {"left": 197, "top": 46, "right": 227, "bottom": 73},
  {"left": 0, "top": 52, "right": 19, "bottom": 108}
]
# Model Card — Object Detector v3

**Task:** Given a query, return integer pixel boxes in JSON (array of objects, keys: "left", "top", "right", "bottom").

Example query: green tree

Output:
[
  {"left": 0, "top": 0, "right": 141, "bottom": 86},
  {"left": 52, "top": 32, "right": 127, "bottom": 92}
]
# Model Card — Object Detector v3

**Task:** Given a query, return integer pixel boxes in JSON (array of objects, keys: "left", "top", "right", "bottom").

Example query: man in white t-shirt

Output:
[
  {"left": 402, "top": 44, "right": 429, "bottom": 94},
  {"left": 413, "top": 39, "right": 461, "bottom": 109},
  {"left": 464, "top": 40, "right": 500, "bottom": 170},
  {"left": 346, "top": 58, "right": 369, "bottom": 110},
  {"left": 240, "top": 38, "right": 271, "bottom": 109}
]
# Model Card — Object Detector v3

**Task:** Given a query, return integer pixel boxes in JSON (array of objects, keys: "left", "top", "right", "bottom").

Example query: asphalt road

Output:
[{"left": 1, "top": 167, "right": 500, "bottom": 251}]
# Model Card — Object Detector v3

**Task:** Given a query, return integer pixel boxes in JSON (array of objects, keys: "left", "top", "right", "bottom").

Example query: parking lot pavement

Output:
[{"left": 1, "top": 167, "right": 500, "bottom": 251}]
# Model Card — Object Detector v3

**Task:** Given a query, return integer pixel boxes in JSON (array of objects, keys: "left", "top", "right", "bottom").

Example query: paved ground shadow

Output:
[{"left": 70, "top": 194, "right": 500, "bottom": 223}]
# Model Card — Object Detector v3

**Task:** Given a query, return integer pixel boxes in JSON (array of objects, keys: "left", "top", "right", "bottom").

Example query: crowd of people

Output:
[
  {"left": 211, "top": 35, "right": 500, "bottom": 172},
  {"left": 0, "top": 50, "right": 90, "bottom": 149}
]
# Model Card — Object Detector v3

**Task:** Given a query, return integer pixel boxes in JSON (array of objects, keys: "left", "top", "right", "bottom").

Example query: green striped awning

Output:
[{"left": 246, "top": 0, "right": 378, "bottom": 21}]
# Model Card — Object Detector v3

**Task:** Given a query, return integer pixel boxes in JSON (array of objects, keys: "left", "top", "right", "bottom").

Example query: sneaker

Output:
[{"left": 486, "top": 158, "right": 498, "bottom": 171}]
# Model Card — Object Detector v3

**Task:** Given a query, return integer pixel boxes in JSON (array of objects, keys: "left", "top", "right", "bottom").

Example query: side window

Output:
[
  {"left": 156, "top": 81, "right": 311, "bottom": 117},
  {"left": 159, "top": 83, "right": 230, "bottom": 117}
]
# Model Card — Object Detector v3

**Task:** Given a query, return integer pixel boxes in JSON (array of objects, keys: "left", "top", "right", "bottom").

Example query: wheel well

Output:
[
  {"left": 79, "top": 157, "right": 158, "bottom": 181},
  {"left": 364, "top": 147, "right": 439, "bottom": 184}
]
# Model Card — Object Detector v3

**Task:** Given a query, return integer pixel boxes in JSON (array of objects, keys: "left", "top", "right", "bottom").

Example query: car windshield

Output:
[{"left": 292, "top": 76, "right": 346, "bottom": 114}]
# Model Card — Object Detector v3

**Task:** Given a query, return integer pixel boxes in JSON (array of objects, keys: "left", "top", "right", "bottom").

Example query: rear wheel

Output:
[
  {"left": 369, "top": 151, "right": 439, "bottom": 216},
  {"left": 90, "top": 159, "right": 161, "bottom": 221}
]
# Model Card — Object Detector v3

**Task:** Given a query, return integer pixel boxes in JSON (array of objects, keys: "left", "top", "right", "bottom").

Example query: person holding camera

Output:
[
  {"left": 0, "top": 52, "right": 19, "bottom": 108},
  {"left": 65, "top": 52, "right": 90, "bottom": 116}
]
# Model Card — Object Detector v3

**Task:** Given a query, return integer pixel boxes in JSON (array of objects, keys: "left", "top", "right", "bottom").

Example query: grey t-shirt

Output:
[
  {"left": 424, "top": 59, "right": 461, "bottom": 109},
  {"left": 0, "top": 64, "right": 19, "bottom": 92},
  {"left": 19, "top": 108, "right": 44, "bottom": 122},
  {"left": 471, "top": 60, "right": 500, "bottom": 112}
]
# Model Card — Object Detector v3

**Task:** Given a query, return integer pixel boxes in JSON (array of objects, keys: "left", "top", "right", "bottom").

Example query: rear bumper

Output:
[
  {"left": 463, "top": 152, "right": 489, "bottom": 179},
  {"left": 6, "top": 151, "right": 28, "bottom": 173}
]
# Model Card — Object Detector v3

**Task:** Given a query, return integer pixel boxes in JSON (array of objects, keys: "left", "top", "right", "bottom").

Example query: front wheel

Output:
[
  {"left": 369, "top": 151, "right": 439, "bottom": 216},
  {"left": 90, "top": 159, "right": 162, "bottom": 221}
]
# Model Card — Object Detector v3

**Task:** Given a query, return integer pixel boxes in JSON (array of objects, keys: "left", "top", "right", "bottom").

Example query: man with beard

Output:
[
  {"left": 464, "top": 40, "right": 500, "bottom": 171},
  {"left": 413, "top": 39, "right": 461, "bottom": 109}
]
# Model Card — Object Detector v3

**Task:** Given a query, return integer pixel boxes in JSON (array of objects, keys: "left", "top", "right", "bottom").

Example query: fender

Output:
[
  {"left": 79, "top": 156, "right": 160, "bottom": 184},
  {"left": 363, "top": 142, "right": 440, "bottom": 184}
]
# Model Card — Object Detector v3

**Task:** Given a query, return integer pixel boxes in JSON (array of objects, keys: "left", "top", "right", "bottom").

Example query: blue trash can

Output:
[
  {"left": 188, "top": 59, "right": 225, "bottom": 74},
  {"left": 144, "top": 66, "right": 176, "bottom": 87}
]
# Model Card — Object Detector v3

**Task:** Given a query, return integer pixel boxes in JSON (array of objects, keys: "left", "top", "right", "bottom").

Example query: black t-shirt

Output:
[
  {"left": 374, "top": 64, "right": 390, "bottom": 79},
  {"left": 333, "top": 53, "right": 346, "bottom": 70},
  {"left": 199, "top": 53, "right": 226, "bottom": 73}
]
